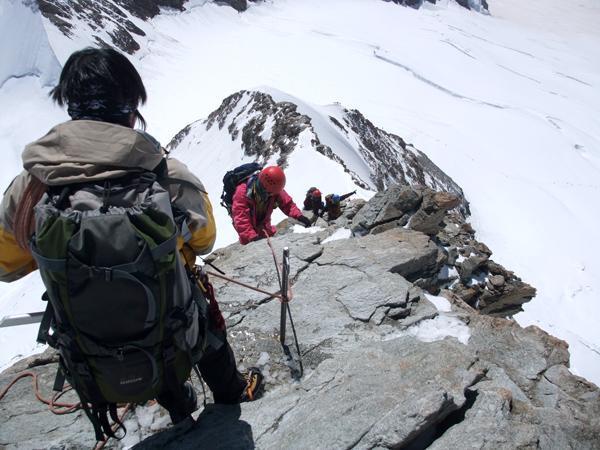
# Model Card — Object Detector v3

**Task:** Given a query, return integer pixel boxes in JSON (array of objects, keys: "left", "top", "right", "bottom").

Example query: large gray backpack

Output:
[{"left": 31, "top": 163, "right": 208, "bottom": 441}]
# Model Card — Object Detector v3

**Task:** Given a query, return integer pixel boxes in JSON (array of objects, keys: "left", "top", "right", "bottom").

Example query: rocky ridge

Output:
[
  {"left": 1, "top": 185, "right": 598, "bottom": 449},
  {"left": 385, "top": 0, "right": 489, "bottom": 12},
  {"left": 169, "top": 89, "right": 469, "bottom": 212},
  {"left": 35, "top": 0, "right": 189, "bottom": 53},
  {"left": 31, "top": 0, "right": 489, "bottom": 56}
]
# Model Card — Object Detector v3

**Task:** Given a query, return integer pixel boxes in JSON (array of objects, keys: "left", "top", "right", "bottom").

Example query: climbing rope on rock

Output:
[{"left": 0, "top": 370, "right": 132, "bottom": 449}]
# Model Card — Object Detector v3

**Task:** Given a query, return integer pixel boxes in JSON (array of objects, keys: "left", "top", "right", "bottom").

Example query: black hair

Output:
[{"left": 50, "top": 47, "right": 147, "bottom": 129}]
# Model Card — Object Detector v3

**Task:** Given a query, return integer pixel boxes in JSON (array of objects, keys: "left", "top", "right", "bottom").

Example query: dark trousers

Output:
[
  {"left": 156, "top": 334, "right": 246, "bottom": 420},
  {"left": 197, "top": 332, "right": 247, "bottom": 404}
]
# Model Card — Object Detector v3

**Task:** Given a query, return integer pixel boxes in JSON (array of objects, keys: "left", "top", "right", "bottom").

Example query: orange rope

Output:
[
  {"left": 0, "top": 370, "right": 132, "bottom": 449},
  {"left": 0, "top": 371, "right": 80, "bottom": 413}
]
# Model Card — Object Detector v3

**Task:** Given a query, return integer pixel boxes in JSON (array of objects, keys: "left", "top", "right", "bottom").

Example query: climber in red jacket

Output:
[{"left": 232, "top": 166, "right": 311, "bottom": 245}]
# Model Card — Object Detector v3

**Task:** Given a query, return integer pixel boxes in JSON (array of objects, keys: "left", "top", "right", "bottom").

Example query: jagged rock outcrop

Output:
[
  {"left": 169, "top": 89, "right": 468, "bottom": 205},
  {"left": 351, "top": 184, "right": 535, "bottom": 315},
  {"left": 31, "top": 0, "right": 490, "bottom": 57},
  {"left": 384, "top": 0, "right": 489, "bottom": 13},
  {"left": 1, "top": 185, "right": 598, "bottom": 449},
  {"left": 215, "top": 0, "right": 261, "bottom": 12},
  {"left": 33, "top": 0, "right": 266, "bottom": 55},
  {"left": 35, "top": 0, "right": 188, "bottom": 53}
]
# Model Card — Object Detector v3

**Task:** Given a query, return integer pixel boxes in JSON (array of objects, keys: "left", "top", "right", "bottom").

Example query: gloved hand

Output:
[{"left": 297, "top": 216, "right": 312, "bottom": 228}]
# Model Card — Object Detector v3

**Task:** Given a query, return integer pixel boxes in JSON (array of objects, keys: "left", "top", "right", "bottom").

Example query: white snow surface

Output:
[
  {"left": 292, "top": 225, "right": 324, "bottom": 235},
  {"left": 425, "top": 294, "right": 452, "bottom": 313},
  {"left": 0, "top": 0, "right": 599, "bottom": 385},
  {"left": 322, "top": 228, "right": 352, "bottom": 244},
  {"left": 406, "top": 315, "right": 471, "bottom": 346},
  {"left": 0, "top": 0, "right": 61, "bottom": 89}
]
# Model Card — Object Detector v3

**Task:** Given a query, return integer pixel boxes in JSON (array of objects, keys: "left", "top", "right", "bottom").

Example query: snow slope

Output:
[
  {"left": 0, "top": 0, "right": 61, "bottom": 89},
  {"left": 0, "top": 0, "right": 599, "bottom": 385}
]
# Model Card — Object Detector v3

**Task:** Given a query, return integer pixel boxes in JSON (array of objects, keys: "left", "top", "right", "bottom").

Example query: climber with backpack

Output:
[
  {"left": 303, "top": 187, "right": 325, "bottom": 219},
  {"left": 0, "top": 47, "right": 262, "bottom": 441},
  {"left": 324, "top": 190, "right": 357, "bottom": 221},
  {"left": 228, "top": 165, "right": 311, "bottom": 245}
]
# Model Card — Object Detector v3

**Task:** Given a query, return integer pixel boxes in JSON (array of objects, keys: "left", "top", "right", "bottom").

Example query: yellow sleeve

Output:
[
  {"left": 187, "top": 192, "right": 216, "bottom": 255},
  {"left": 0, "top": 172, "right": 37, "bottom": 282},
  {"left": 0, "top": 227, "right": 36, "bottom": 282},
  {"left": 166, "top": 158, "right": 217, "bottom": 256}
]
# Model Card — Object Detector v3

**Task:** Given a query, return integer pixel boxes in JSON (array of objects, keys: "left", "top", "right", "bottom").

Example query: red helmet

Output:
[
  {"left": 258, "top": 166, "right": 286, "bottom": 194},
  {"left": 312, "top": 189, "right": 322, "bottom": 198}
]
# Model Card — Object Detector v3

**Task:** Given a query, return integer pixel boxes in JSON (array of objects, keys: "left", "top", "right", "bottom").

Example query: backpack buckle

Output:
[
  {"left": 138, "top": 172, "right": 157, "bottom": 192},
  {"left": 89, "top": 266, "right": 113, "bottom": 282}
]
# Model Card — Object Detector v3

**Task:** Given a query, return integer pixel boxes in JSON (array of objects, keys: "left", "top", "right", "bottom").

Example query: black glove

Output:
[{"left": 297, "top": 216, "right": 312, "bottom": 228}]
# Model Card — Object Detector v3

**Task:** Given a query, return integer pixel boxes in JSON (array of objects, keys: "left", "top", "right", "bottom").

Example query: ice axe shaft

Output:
[
  {"left": 0, "top": 312, "right": 44, "bottom": 328},
  {"left": 279, "top": 247, "right": 290, "bottom": 345}
]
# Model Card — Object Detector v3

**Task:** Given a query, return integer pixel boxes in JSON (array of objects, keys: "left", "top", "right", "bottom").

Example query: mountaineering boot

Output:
[
  {"left": 158, "top": 382, "right": 198, "bottom": 425},
  {"left": 240, "top": 367, "right": 264, "bottom": 402}
]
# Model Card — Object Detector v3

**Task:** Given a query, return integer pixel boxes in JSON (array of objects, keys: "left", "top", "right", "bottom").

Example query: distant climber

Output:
[
  {"left": 303, "top": 187, "right": 325, "bottom": 219},
  {"left": 324, "top": 191, "right": 357, "bottom": 220},
  {"left": 232, "top": 166, "right": 311, "bottom": 244}
]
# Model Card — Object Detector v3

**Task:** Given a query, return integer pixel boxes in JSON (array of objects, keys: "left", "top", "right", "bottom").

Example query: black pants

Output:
[
  {"left": 197, "top": 332, "right": 247, "bottom": 404},
  {"left": 156, "top": 334, "right": 246, "bottom": 420}
]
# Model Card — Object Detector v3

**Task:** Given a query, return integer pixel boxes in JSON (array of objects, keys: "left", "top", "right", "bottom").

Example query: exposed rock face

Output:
[
  {"left": 169, "top": 89, "right": 468, "bottom": 202},
  {"left": 1, "top": 194, "right": 598, "bottom": 448},
  {"left": 351, "top": 184, "right": 535, "bottom": 315},
  {"left": 34, "top": 0, "right": 266, "bottom": 55},
  {"left": 384, "top": 0, "right": 489, "bottom": 12},
  {"left": 214, "top": 0, "right": 261, "bottom": 12},
  {"left": 35, "top": 0, "right": 188, "bottom": 53},
  {"left": 33, "top": 0, "right": 489, "bottom": 56}
]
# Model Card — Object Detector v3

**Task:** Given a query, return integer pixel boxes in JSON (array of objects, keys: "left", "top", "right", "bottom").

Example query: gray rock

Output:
[
  {"left": 253, "top": 337, "right": 481, "bottom": 450},
  {"left": 336, "top": 272, "right": 411, "bottom": 321},
  {"left": 351, "top": 185, "right": 422, "bottom": 234},
  {"left": 457, "top": 254, "right": 489, "bottom": 282},
  {"left": 490, "top": 274, "right": 506, "bottom": 287},
  {"left": 478, "top": 281, "right": 537, "bottom": 316},
  {"left": 467, "top": 315, "right": 570, "bottom": 392},
  {"left": 409, "top": 190, "right": 461, "bottom": 236},
  {"left": 317, "top": 228, "right": 441, "bottom": 282},
  {"left": 1, "top": 183, "right": 597, "bottom": 450},
  {"left": 0, "top": 363, "right": 98, "bottom": 449}
]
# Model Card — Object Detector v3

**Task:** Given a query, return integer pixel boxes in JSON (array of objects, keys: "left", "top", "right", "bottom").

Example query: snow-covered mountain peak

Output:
[
  {"left": 169, "top": 88, "right": 468, "bottom": 215},
  {"left": 35, "top": 0, "right": 188, "bottom": 54}
]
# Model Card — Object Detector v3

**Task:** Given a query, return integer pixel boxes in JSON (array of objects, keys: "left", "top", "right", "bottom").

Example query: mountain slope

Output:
[
  {"left": 1, "top": 196, "right": 597, "bottom": 448},
  {"left": 0, "top": 0, "right": 61, "bottom": 88},
  {"left": 0, "top": 0, "right": 599, "bottom": 386},
  {"left": 169, "top": 88, "right": 468, "bottom": 195}
]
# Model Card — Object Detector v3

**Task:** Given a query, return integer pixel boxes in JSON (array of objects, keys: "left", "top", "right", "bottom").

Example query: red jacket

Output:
[{"left": 232, "top": 179, "right": 303, "bottom": 245}]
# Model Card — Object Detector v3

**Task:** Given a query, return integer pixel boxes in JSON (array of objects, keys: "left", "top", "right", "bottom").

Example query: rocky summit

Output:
[
  {"left": 1, "top": 184, "right": 598, "bottom": 449},
  {"left": 169, "top": 89, "right": 468, "bottom": 206}
]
